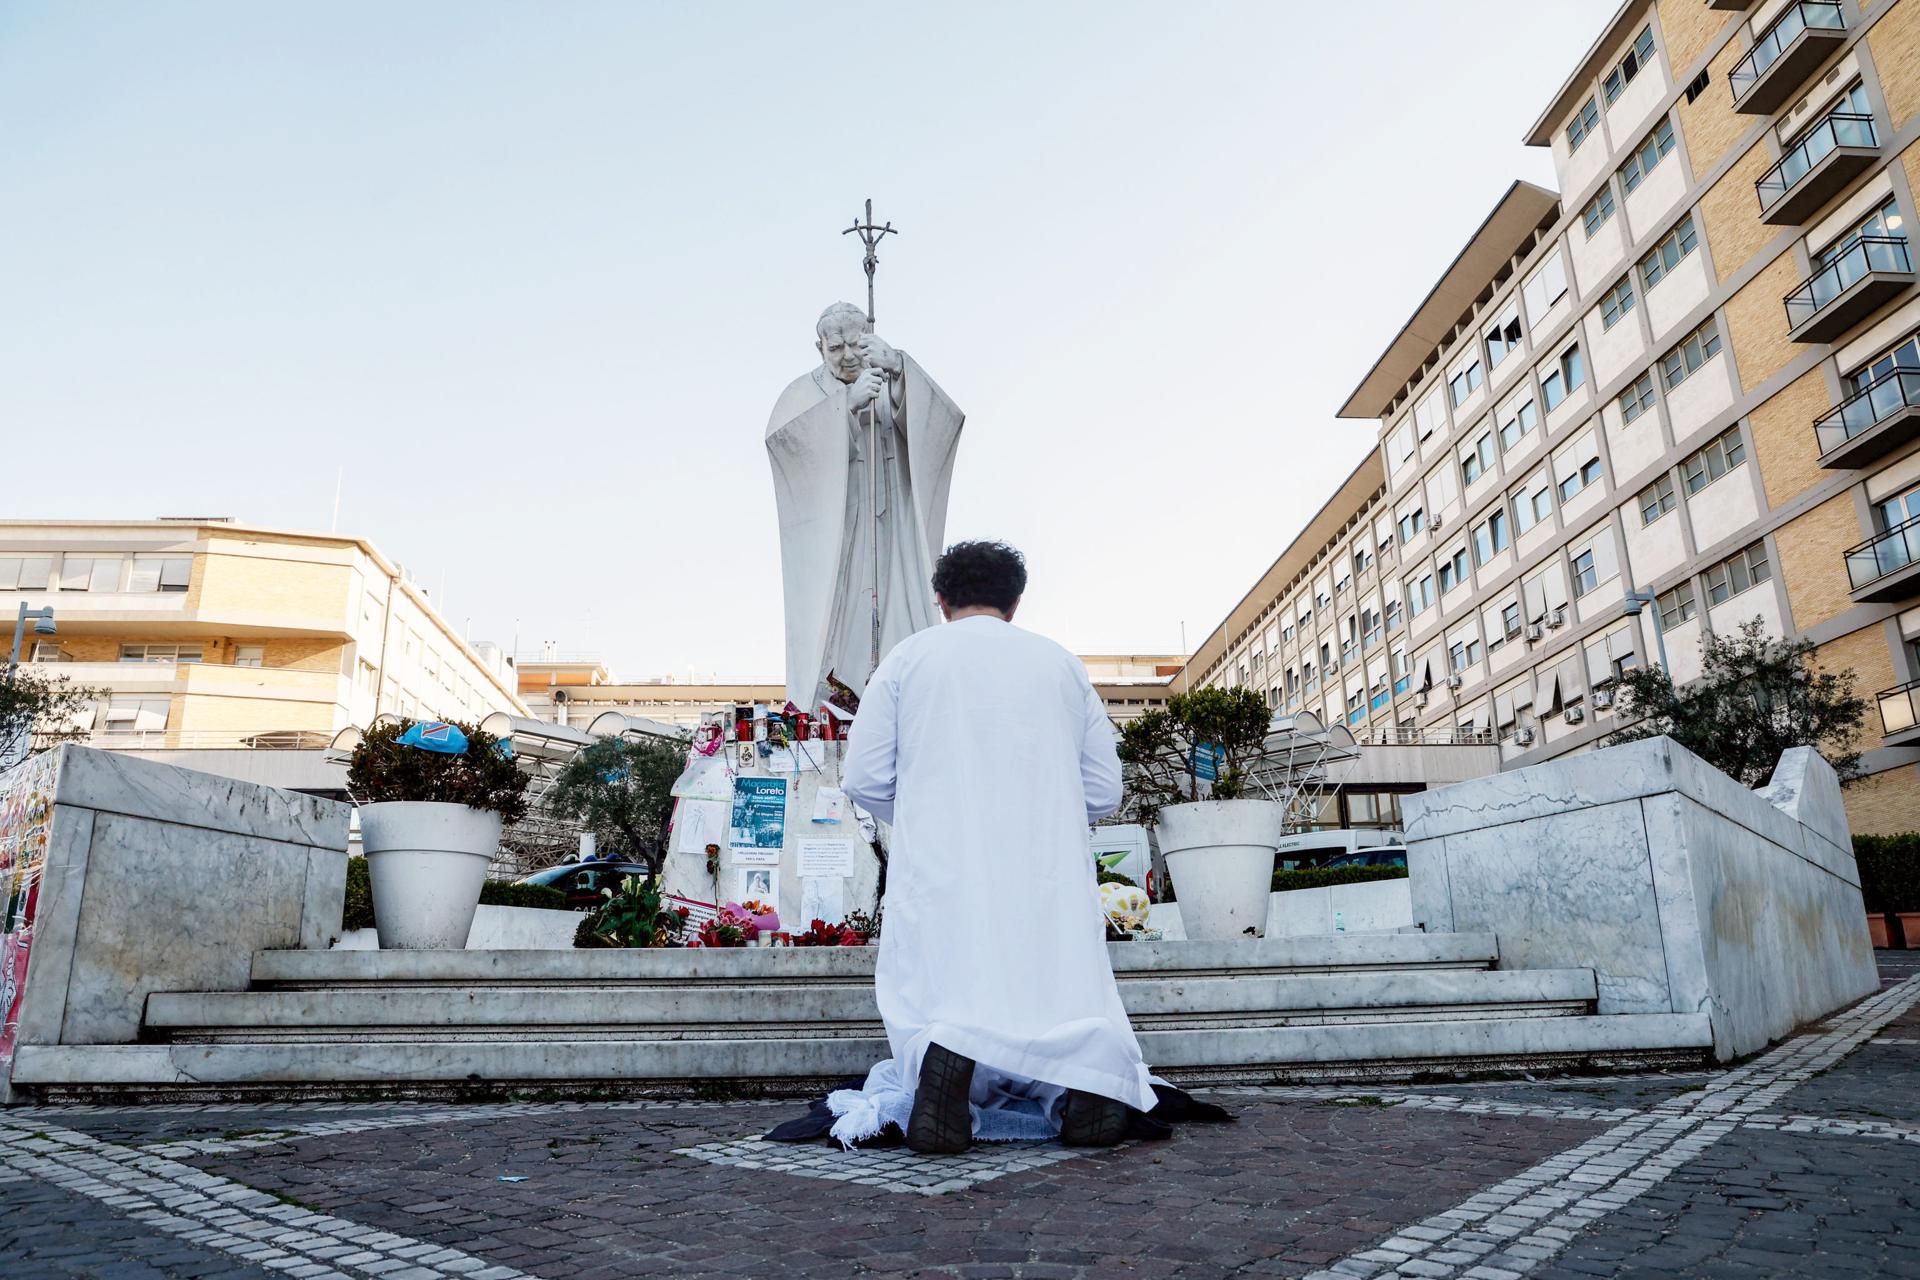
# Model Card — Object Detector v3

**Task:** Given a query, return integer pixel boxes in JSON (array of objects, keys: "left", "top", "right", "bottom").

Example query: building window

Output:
[
  {"left": 1523, "top": 250, "right": 1570, "bottom": 322},
  {"left": 118, "top": 643, "right": 203, "bottom": 665},
  {"left": 1703, "top": 542, "right": 1771, "bottom": 606},
  {"left": 1639, "top": 214, "right": 1699, "bottom": 291},
  {"left": 0, "top": 558, "right": 53, "bottom": 591},
  {"left": 1618, "top": 117, "right": 1676, "bottom": 194},
  {"left": 1681, "top": 425, "right": 1746, "bottom": 495},
  {"left": 1558, "top": 456, "right": 1602, "bottom": 503},
  {"left": 1438, "top": 547, "right": 1470, "bottom": 595},
  {"left": 1582, "top": 184, "right": 1618, "bottom": 239},
  {"left": 1599, "top": 276, "right": 1637, "bottom": 330},
  {"left": 1485, "top": 309, "right": 1523, "bottom": 369},
  {"left": 1814, "top": 194, "right": 1903, "bottom": 273},
  {"left": 1499, "top": 398, "right": 1538, "bottom": 452},
  {"left": 1408, "top": 575, "right": 1436, "bottom": 617},
  {"left": 1655, "top": 582, "right": 1697, "bottom": 628},
  {"left": 1512, "top": 477, "right": 1553, "bottom": 534},
  {"left": 1571, "top": 549, "right": 1599, "bottom": 597},
  {"left": 1501, "top": 602, "right": 1523, "bottom": 639},
  {"left": 1461, "top": 432, "right": 1495, "bottom": 485},
  {"left": 1541, "top": 345, "right": 1585, "bottom": 411},
  {"left": 1449, "top": 359, "right": 1484, "bottom": 408},
  {"left": 235, "top": 644, "right": 265, "bottom": 668},
  {"left": 1414, "top": 388, "right": 1446, "bottom": 439},
  {"left": 1567, "top": 97, "right": 1600, "bottom": 152},
  {"left": 1638, "top": 473, "right": 1677, "bottom": 525},
  {"left": 1471, "top": 509, "right": 1511, "bottom": 566},
  {"left": 1660, "top": 317, "right": 1722, "bottom": 391},
  {"left": 1604, "top": 26, "right": 1656, "bottom": 106},
  {"left": 1619, "top": 371, "right": 1657, "bottom": 425},
  {"left": 1397, "top": 508, "right": 1426, "bottom": 544},
  {"left": 128, "top": 557, "right": 191, "bottom": 593},
  {"left": 58, "top": 557, "right": 123, "bottom": 592},
  {"left": 1385, "top": 599, "right": 1403, "bottom": 631}
]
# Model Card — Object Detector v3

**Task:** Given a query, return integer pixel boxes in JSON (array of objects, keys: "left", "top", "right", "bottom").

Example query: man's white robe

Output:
[
  {"left": 765, "top": 355, "right": 963, "bottom": 708},
  {"left": 833, "top": 616, "right": 1157, "bottom": 1143}
]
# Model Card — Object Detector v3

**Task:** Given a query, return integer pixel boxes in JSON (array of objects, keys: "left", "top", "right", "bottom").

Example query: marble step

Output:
[
  {"left": 147, "top": 969, "right": 1598, "bottom": 1043},
  {"left": 10, "top": 1013, "right": 1712, "bottom": 1100},
  {"left": 252, "top": 933, "right": 1502, "bottom": 990}
]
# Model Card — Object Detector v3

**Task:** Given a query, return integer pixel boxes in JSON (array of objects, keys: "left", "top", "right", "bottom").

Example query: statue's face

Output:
[{"left": 817, "top": 319, "right": 866, "bottom": 384}]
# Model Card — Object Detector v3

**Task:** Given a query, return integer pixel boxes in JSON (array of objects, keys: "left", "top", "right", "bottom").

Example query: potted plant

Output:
[
  {"left": 1117, "top": 686, "right": 1278, "bottom": 940},
  {"left": 573, "top": 875, "right": 692, "bottom": 949},
  {"left": 347, "top": 719, "right": 530, "bottom": 949}
]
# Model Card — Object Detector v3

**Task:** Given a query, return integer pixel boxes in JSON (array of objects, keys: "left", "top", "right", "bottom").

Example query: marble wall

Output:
[
  {"left": 1, "top": 746, "right": 349, "bottom": 1102},
  {"left": 1404, "top": 738, "right": 1878, "bottom": 1060}
]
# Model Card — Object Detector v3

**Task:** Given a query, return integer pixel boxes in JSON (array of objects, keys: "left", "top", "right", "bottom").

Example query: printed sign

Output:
[
  {"left": 1193, "top": 741, "right": 1222, "bottom": 783},
  {"left": 729, "top": 776, "right": 789, "bottom": 855},
  {"left": 796, "top": 838, "right": 857, "bottom": 879}
]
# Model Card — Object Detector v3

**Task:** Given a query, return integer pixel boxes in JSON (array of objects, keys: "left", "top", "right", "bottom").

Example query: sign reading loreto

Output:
[{"left": 0, "top": 750, "right": 61, "bottom": 1084}]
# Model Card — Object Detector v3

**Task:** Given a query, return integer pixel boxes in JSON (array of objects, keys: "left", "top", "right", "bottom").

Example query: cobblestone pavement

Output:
[{"left": 2, "top": 954, "right": 1915, "bottom": 1279}]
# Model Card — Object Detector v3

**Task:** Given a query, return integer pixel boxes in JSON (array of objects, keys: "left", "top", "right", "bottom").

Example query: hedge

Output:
[
  {"left": 340, "top": 856, "right": 566, "bottom": 932},
  {"left": 1856, "top": 832, "right": 1920, "bottom": 913},
  {"left": 1272, "top": 865, "right": 1408, "bottom": 893}
]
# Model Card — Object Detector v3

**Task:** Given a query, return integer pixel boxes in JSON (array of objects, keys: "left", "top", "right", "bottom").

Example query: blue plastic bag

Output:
[{"left": 398, "top": 721, "right": 469, "bottom": 754}]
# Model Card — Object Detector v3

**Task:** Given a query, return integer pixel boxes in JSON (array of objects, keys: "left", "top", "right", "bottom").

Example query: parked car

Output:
[
  {"left": 1323, "top": 847, "right": 1408, "bottom": 870},
  {"left": 517, "top": 860, "right": 655, "bottom": 910}
]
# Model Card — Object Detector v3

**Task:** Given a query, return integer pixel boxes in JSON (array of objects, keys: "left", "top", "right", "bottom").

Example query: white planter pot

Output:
[
  {"left": 1156, "top": 799, "right": 1281, "bottom": 941},
  {"left": 359, "top": 801, "right": 503, "bottom": 950}
]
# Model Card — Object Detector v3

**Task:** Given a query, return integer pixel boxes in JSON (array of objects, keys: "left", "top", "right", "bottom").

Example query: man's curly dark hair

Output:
[{"left": 931, "top": 541, "right": 1028, "bottom": 613}]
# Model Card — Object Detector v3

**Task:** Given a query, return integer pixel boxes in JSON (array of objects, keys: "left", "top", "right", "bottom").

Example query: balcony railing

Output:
[
  {"left": 1844, "top": 513, "right": 1920, "bottom": 599},
  {"left": 1878, "top": 679, "right": 1920, "bottom": 743},
  {"left": 1812, "top": 369, "right": 1920, "bottom": 466},
  {"left": 1757, "top": 112, "right": 1878, "bottom": 224},
  {"left": 1784, "top": 235, "right": 1912, "bottom": 341},
  {"left": 1356, "top": 726, "right": 1496, "bottom": 747},
  {"left": 69, "top": 728, "right": 335, "bottom": 751},
  {"left": 1730, "top": 2, "right": 1847, "bottom": 114}
]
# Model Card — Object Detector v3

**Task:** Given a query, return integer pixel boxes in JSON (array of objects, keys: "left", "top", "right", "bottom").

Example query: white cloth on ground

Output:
[{"left": 830, "top": 615, "right": 1156, "bottom": 1146}]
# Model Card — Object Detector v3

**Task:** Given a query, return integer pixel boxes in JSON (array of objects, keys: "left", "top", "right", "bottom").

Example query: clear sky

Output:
[{"left": 0, "top": 0, "right": 1617, "bottom": 680}]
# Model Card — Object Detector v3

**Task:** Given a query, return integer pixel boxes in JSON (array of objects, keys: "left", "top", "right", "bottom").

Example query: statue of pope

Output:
[{"left": 766, "top": 302, "right": 964, "bottom": 708}]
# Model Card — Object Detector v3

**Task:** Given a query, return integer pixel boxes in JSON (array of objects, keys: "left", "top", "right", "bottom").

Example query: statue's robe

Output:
[{"left": 766, "top": 355, "right": 963, "bottom": 708}]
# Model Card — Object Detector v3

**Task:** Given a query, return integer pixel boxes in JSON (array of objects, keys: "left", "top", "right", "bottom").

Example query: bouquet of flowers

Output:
[
  {"left": 791, "top": 917, "right": 865, "bottom": 947},
  {"left": 732, "top": 898, "right": 780, "bottom": 935},
  {"left": 697, "top": 905, "right": 759, "bottom": 948},
  {"left": 842, "top": 909, "right": 880, "bottom": 942}
]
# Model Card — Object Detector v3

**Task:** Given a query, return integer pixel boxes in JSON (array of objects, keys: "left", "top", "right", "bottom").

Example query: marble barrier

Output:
[
  {"left": 1403, "top": 737, "right": 1877, "bottom": 1061},
  {"left": 0, "top": 746, "right": 349, "bottom": 1102},
  {"left": 1146, "top": 877, "right": 1414, "bottom": 941}
]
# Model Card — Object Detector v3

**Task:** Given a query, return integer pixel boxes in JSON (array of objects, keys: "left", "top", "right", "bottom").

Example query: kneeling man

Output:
[{"left": 838, "top": 541, "right": 1155, "bottom": 1152}]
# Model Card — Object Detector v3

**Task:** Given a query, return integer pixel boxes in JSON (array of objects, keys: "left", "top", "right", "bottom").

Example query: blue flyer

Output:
[{"left": 728, "top": 776, "right": 788, "bottom": 857}]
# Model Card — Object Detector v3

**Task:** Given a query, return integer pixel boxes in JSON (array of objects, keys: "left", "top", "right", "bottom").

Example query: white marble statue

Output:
[{"left": 765, "top": 302, "right": 964, "bottom": 708}]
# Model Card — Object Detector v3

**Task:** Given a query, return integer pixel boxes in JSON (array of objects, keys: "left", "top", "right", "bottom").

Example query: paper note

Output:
[
  {"left": 800, "top": 877, "right": 845, "bottom": 926},
  {"left": 811, "top": 786, "right": 846, "bottom": 823},
  {"left": 796, "top": 837, "right": 857, "bottom": 878}
]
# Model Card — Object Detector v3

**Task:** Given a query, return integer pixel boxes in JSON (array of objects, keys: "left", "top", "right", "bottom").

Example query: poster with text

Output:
[{"left": 728, "top": 776, "right": 789, "bottom": 856}]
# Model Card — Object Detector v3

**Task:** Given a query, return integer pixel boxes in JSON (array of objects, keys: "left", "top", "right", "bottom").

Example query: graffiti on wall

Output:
[{"left": 0, "top": 750, "right": 61, "bottom": 1082}]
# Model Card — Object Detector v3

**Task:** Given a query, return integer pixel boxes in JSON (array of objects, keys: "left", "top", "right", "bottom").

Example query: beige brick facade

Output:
[
  {"left": 1700, "top": 140, "right": 1775, "bottom": 284},
  {"left": 1723, "top": 250, "right": 1803, "bottom": 393},
  {"left": 1815, "top": 625, "right": 1900, "bottom": 735},
  {"left": 1869, "top": 0, "right": 1920, "bottom": 133},
  {"left": 1776, "top": 493, "right": 1868, "bottom": 630},
  {"left": 1674, "top": 36, "right": 1750, "bottom": 178},
  {"left": 1747, "top": 368, "right": 1832, "bottom": 508},
  {"left": 1842, "top": 762, "right": 1920, "bottom": 836},
  {"left": 1657, "top": 0, "right": 1729, "bottom": 78}
]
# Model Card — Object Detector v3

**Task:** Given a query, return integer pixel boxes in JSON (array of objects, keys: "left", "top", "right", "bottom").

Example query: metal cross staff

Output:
[{"left": 843, "top": 200, "right": 897, "bottom": 674}]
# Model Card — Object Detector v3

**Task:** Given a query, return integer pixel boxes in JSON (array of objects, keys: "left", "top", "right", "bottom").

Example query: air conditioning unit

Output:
[
  {"left": 1593, "top": 688, "right": 1615, "bottom": 709},
  {"left": 1548, "top": 606, "right": 1568, "bottom": 629},
  {"left": 1429, "top": 515, "right": 1444, "bottom": 533},
  {"left": 1415, "top": 690, "right": 1430, "bottom": 708},
  {"left": 1526, "top": 623, "right": 1545, "bottom": 642},
  {"left": 1446, "top": 674, "right": 1463, "bottom": 690},
  {"left": 1563, "top": 704, "right": 1586, "bottom": 724},
  {"left": 1514, "top": 726, "right": 1537, "bottom": 746}
]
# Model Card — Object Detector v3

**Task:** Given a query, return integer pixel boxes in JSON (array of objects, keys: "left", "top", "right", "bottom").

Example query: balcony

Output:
[
  {"left": 1878, "top": 679, "right": 1920, "bottom": 747},
  {"left": 1784, "top": 236, "right": 1913, "bottom": 344},
  {"left": 1812, "top": 369, "right": 1920, "bottom": 468},
  {"left": 1844, "top": 514, "right": 1920, "bottom": 603},
  {"left": 1708, "top": 0, "right": 1755, "bottom": 9},
  {"left": 1757, "top": 112, "right": 1879, "bottom": 226},
  {"left": 1730, "top": 2, "right": 1847, "bottom": 115}
]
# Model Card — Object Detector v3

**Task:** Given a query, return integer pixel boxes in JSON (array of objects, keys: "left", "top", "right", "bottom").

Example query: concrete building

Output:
[
  {"left": 515, "top": 651, "right": 1185, "bottom": 729},
  {"left": 3, "top": 519, "right": 527, "bottom": 752},
  {"left": 1190, "top": 0, "right": 1920, "bottom": 835}
]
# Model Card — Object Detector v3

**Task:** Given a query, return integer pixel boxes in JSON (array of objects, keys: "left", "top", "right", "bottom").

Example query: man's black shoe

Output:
[
  {"left": 1060, "top": 1088, "right": 1129, "bottom": 1147},
  {"left": 905, "top": 1043, "right": 975, "bottom": 1154}
]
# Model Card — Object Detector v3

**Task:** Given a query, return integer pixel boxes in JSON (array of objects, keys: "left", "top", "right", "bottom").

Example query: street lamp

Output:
[
  {"left": 1621, "top": 591, "right": 1669, "bottom": 674},
  {"left": 5, "top": 604, "right": 56, "bottom": 687}
]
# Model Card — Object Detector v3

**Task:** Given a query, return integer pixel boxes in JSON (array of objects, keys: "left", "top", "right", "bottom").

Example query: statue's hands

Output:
[
  {"left": 847, "top": 366, "right": 888, "bottom": 410},
  {"left": 857, "top": 334, "right": 904, "bottom": 377}
]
